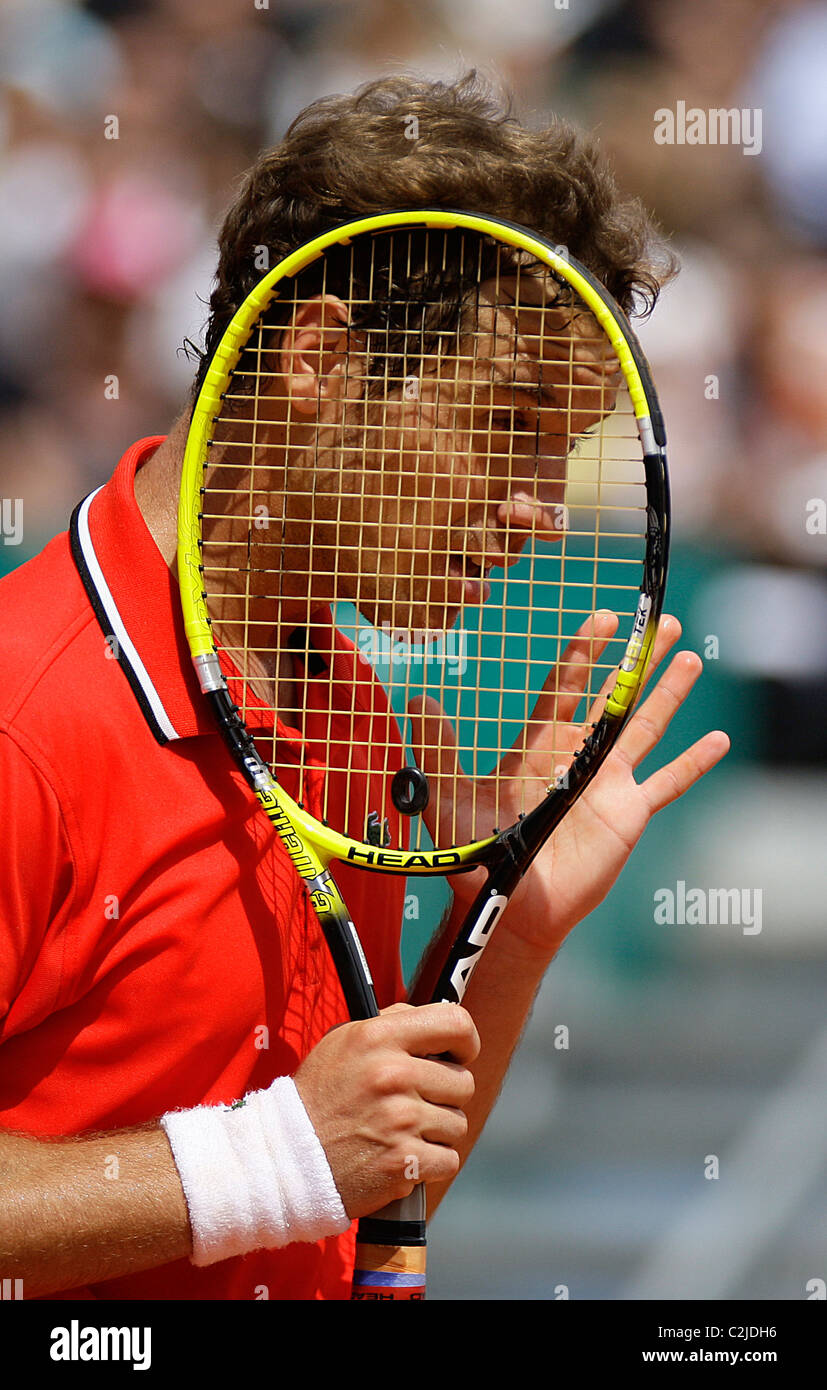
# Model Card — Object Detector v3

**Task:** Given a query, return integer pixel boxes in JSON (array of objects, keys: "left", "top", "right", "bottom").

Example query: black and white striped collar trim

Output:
[{"left": 70, "top": 488, "right": 180, "bottom": 746}]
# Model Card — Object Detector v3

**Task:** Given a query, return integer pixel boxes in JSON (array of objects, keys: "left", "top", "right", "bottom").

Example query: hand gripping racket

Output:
[{"left": 177, "top": 209, "right": 669, "bottom": 1298}]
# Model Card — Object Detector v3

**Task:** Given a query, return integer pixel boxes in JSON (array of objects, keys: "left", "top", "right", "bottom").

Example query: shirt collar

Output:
[
  {"left": 69, "top": 437, "right": 380, "bottom": 749},
  {"left": 70, "top": 437, "right": 216, "bottom": 744}
]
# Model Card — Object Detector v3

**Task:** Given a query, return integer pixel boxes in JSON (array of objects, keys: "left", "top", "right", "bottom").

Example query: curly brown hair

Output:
[{"left": 192, "top": 71, "right": 675, "bottom": 398}]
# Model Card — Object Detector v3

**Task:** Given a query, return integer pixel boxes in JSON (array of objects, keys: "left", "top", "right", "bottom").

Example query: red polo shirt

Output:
[{"left": 0, "top": 438, "right": 406, "bottom": 1300}]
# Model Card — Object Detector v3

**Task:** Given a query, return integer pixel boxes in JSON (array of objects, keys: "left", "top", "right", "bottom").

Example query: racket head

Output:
[{"left": 178, "top": 209, "right": 669, "bottom": 874}]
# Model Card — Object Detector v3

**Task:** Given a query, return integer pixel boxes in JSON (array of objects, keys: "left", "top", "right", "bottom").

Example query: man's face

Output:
[{"left": 271, "top": 272, "right": 622, "bottom": 634}]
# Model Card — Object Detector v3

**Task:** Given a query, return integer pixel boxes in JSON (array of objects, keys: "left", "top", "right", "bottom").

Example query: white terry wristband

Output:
[{"left": 160, "top": 1076, "right": 350, "bottom": 1267}]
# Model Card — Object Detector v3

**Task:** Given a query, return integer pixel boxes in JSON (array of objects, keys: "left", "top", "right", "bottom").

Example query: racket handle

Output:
[{"left": 351, "top": 1186, "right": 427, "bottom": 1300}]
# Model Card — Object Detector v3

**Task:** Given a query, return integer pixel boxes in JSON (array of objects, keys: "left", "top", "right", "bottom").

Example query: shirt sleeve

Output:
[{"left": 0, "top": 728, "right": 75, "bottom": 1034}]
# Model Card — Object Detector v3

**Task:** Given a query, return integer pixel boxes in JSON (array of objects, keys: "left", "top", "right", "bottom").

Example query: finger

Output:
[
  {"left": 380, "top": 1001, "right": 481, "bottom": 1065},
  {"left": 408, "top": 694, "right": 472, "bottom": 845},
  {"left": 640, "top": 729, "right": 731, "bottom": 813},
  {"left": 404, "top": 1139, "right": 461, "bottom": 1189},
  {"left": 583, "top": 612, "right": 684, "bottom": 728},
  {"left": 408, "top": 695, "right": 463, "bottom": 790},
  {"left": 529, "top": 610, "right": 619, "bottom": 735},
  {"left": 409, "top": 1056, "right": 476, "bottom": 1108},
  {"left": 420, "top": 1102, "right": 469, "bottom": 1148},
  {"left": 644, "top": 613, "right": 683, "bottom": 685},
  {"left": 617, "top": 650, "right": 703, "bottom": 769}
]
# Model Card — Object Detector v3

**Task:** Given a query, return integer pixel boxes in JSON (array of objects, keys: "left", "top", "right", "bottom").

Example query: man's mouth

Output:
[{"left": 447, "top": 554, "right": 494, "bottom": 606}]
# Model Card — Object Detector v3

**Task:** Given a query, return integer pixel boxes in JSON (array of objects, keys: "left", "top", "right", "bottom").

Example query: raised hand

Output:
[{"left": 411, "top": 612, "right": 730, "bottom": 955}]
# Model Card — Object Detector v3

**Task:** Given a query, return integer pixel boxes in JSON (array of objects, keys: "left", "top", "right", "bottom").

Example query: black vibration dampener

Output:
[{"left": 391, "top": 766, "right": 429, "bottom": 815}]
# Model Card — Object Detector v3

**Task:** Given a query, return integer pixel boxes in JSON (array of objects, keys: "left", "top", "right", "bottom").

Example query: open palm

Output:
[{"left": 412, "top": 611, "right": 730, "bottom": 954}]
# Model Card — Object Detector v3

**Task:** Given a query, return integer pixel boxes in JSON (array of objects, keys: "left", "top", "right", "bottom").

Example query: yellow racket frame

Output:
[{"left": 177, "top": 209, "right": 660, "bottom": 880}]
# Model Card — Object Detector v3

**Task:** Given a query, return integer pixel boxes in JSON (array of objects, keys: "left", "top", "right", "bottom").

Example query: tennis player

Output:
[{"left": 0, "top": 74, "right": 728, "bottom": 1300}]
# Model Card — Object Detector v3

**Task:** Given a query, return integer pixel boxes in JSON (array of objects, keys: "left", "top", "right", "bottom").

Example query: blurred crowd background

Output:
[{"left": 1, "top": 0, "right": 825, "bottom": 1300}]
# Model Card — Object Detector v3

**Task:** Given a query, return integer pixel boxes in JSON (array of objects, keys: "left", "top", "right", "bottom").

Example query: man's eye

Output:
[{"left": 493, "top": 410, "right": 529, "bottom": 432}]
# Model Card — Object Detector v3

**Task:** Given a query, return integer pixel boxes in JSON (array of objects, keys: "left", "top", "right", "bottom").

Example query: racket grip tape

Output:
[{"left": 351, "top": 1189, "right": 427, "bottom": 1300}]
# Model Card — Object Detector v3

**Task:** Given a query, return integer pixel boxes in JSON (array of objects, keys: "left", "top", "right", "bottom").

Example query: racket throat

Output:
[{"left": 434, "top": 886, "right": 512, "bottom": 1006}]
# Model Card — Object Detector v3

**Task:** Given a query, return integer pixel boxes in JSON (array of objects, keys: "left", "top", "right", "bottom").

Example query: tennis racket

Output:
[{"left": 176, "top": 209, "right": 669, "bottom": 1299}]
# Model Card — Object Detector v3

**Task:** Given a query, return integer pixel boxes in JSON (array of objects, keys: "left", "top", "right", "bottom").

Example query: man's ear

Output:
[{"left": 279, "top": 294, "right": 351, "bottom": 416}]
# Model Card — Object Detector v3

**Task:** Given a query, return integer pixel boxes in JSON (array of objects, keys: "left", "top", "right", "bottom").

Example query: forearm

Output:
[
  {"left": 409, "top": 898, "right": 553, "bottom": 1215},
  {"left": 0, "top": 1125, "right": 191, "bottom": 1297}
]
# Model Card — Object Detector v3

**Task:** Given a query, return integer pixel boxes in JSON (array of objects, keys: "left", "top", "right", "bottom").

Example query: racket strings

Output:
[{"left": 199, "top": 227, "right": 649, "bottom": 849}]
